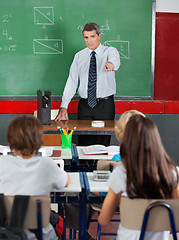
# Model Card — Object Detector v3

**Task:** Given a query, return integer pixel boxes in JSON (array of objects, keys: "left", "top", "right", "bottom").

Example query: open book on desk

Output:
[{"left": 82, "top": 145, "right": 120, "bottom": 156}]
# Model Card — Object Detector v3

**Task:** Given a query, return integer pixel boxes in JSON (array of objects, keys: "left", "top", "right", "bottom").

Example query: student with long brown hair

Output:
[{"left": 98, "top": 115, "right": 179, "bottom": 240}]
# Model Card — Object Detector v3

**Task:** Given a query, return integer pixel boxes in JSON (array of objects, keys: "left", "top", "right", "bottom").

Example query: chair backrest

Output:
[
  {"left": 4, "top": 195, "right": 51, "bottom": 229},
  {"left": 120, "top": 197, "right": 179, "bottom": 231},
  {"left": 97, "top": 160, "right": 122, "bottom": 171}
]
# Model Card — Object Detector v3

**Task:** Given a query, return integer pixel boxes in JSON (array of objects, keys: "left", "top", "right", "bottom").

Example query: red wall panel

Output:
[
  {"left": 0, "top": 100, "right": 179, "bottom": 114},
  {"left": 155, "top": 13, "right": 179, "bottom": 100}
]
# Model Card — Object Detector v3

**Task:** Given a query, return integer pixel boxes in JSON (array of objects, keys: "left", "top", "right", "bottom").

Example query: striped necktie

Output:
[{"left": 88, "top": 51, "right": 97, "bottom": 108}]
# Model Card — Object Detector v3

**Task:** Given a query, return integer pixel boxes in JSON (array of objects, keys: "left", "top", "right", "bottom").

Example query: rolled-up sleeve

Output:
[{"left": 108, "top": 47, "right": 120, "bottom": 71}]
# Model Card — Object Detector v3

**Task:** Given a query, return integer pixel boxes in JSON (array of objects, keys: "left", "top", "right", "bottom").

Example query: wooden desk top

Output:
[{"left": 43, "top": 120, "right": 116, "bottom": 135}]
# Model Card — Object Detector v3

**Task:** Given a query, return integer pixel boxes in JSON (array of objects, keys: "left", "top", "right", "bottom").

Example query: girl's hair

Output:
[
  {"left": 8, "top": 114, "right": 43, "bottom": 157},
  {"left": 120, "top": 115, "right": 178, "bottom": 199},
  {"left": 115, "top": 110, "right": 145, "bottom": 142}
]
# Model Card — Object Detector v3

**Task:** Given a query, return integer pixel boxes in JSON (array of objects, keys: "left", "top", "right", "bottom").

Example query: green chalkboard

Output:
[{"left": 0, "top": 0, "right": 154, "bottom": 98}]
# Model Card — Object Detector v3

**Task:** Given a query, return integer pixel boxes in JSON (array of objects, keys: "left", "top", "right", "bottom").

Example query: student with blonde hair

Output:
[{"left": 112, "top": 110, "right": 145, "bottom": 161}]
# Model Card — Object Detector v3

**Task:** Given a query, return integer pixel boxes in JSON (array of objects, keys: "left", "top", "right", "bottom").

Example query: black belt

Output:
[
  {"left": 96, "top": 95, "right": 114, "bottom": 102},
  {"left": 81, "top": 95, "right": 114, "bottom": 102}
]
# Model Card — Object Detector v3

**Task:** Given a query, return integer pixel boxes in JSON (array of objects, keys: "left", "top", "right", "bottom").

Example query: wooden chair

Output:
[
  {"left": 91, "top": 160, "right": 122, "bottom": 240},
  {"left": 3, "top": 195, "right": 51, "bottom": 240},
  {"left": 34, "top": 109, "right": 61, "bottom": 146},
  {"left": 120, "top": 197, "right": 179, "bottom": 240},
  {"left": 96, "top": 159, "right": 122, "bottom": 171}
]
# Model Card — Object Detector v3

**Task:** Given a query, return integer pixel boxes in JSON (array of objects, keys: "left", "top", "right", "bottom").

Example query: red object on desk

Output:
[{"left": 51, "top": 150, "right": 61, "bottom": 157}]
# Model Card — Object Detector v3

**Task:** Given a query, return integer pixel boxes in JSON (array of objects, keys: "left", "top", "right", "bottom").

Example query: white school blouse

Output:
[
  {"left": 0, "top": 155, "right": 68, "bottom": 240},
  {"left": 108, "top": 165, "right": 179, "bottom": 240}
]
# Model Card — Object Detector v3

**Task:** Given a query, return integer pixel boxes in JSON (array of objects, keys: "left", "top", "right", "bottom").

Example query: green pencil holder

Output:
[{"left": 61, "top": 134, "right": 73, "bottom": 149}]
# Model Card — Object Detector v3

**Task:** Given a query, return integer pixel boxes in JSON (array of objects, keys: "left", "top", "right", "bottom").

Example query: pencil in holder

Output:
[{"left": 61, "top": 134, "right": 73, "bottom": 149}]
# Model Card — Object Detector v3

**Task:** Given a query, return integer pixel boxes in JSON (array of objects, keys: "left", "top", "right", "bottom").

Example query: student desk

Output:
[
  {"left": 51, "top": 171, "right": 110, "bottom": 239},
  {"left": 42, "top": 120, "right": 116, "bottom": 146},
  {"left": 82, "top": 172, "right": 109, "bottom": 239},
  {"left": 85, "top": 172, "right": 109, "bottom": 192},
  {"left": 51, "top": 172, "right": 85, "bottom": 240},
  {"left": 50, "top": 146, "right": 114, "bottom": 171},
  {"left": 51, "top": 146, "right": 114, "bottom": 160}
]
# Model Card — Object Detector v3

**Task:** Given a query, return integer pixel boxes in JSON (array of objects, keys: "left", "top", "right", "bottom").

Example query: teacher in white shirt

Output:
[{"left": 55, "top": 22, "right": 120, "bottom": 146}]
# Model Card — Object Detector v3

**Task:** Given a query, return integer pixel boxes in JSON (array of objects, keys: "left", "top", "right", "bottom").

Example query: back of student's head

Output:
[
  {"left": 115, "top": 110, "right": 145, "bottom": 142},
  {"left": 120, "top": 114, "right": 178, "bottom": 199},
  {"left": 8, "top": 114, "right": 43, "bottom": 157}
]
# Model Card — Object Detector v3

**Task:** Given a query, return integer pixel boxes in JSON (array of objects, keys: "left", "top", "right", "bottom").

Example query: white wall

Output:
[{"left": 156, "top": 0, "right": 179, "bottom": 12}]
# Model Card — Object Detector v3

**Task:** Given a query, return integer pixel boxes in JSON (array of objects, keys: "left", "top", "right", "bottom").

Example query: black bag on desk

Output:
[
  {"left": 0, "top": 194, "right": 29, "bottom": 240},
  {"left": 37, "top": 89, "right": 51, "bottom": 125}
]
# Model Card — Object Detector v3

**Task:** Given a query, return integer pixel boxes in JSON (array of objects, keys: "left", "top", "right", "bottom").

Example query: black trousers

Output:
[{"left": 77, "top": 97, "right": 115, "bottom": 146}]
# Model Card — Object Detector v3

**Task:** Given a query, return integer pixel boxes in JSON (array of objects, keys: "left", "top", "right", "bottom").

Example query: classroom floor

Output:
[
  {"left": 64, "top": 212, "right": 119, "bottom": 240},
  {"left": 62, "top": 213, "right": 179, "bottom": 240},
  {"left": 89, "top": 212, "right": 119, "bottom": 240}
]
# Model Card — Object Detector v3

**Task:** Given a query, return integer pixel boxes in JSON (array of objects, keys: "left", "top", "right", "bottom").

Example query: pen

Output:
[
  {"left": 62, "top": 128, "right": 67, "bottom": 135},
  {"left": 69, "top": 127, "right": 76, "bottom": 135},
  {"left": 57, "top": 127, "right": 63, "bottom": 135}
]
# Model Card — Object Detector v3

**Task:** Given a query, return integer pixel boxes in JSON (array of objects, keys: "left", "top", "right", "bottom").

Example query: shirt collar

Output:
[{"left": 88, "top": 43, "right": 102, "bottom": 56}]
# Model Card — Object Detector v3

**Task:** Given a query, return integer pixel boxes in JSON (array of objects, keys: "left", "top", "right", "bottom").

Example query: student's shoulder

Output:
[
  {"left": 0, "top": 155, "right": 15, "bottom": 161},
  {"left": 112, "top": 153, "right": 121, "bottom": 161},
  {"left": 39, "top": 156, "right": 54, "bottom": 163},
  {"left": 113, "top": 163, "right": 125, "bottom": 175},
  {"left": 32, "top": 156, "right": 54, "bottom": 166}
]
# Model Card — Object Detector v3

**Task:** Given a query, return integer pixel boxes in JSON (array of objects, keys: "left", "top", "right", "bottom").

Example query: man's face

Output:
[{"left": 83, "top": 30, "right": 101, "bottom": 50}]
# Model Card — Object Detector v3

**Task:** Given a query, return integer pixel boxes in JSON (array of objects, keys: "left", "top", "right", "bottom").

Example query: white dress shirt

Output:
[{"left": 60, "top": 43, "right": 120, "bottom": 109}]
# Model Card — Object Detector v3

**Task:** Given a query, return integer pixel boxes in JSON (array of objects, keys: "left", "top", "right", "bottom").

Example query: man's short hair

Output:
[{"left": 82, "top": 22, "right": 101, "bottom": 35}]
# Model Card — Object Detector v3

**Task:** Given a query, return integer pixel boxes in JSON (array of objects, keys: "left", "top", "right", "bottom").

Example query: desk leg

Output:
[
  {"left": 79, "top": 192, "right": 83, "bottom": 240},
  {"left": 78, "top": 191, "right": 87, "bottom": 240}
]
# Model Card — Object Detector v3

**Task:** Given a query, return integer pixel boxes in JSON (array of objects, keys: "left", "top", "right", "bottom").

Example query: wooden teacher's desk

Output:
[{"left": 42, "top": 120, "right": 116, "bottom": 146}]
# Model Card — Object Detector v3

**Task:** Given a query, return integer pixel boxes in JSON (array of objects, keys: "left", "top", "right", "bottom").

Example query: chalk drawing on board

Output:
[
  {"left": 34, "top": 7, "right": 54, "bottom": 25},
  {"left": 33, "top": 39, "right": 63, "bottom": 54},
  {"left": 2, "top": 14, "right": 12, "bottom": 23},
  {"left": 101, "top": 20, "right": 110, "bottom": 34},
  {"left": 103, "top": 40, "right": 130, "bottom": 59},
  {"left": 77, "top": 20, "right": 110, "bottom": 33},
  {"left": 2, "top": 29, "right": 12, "bottom": 40}
]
